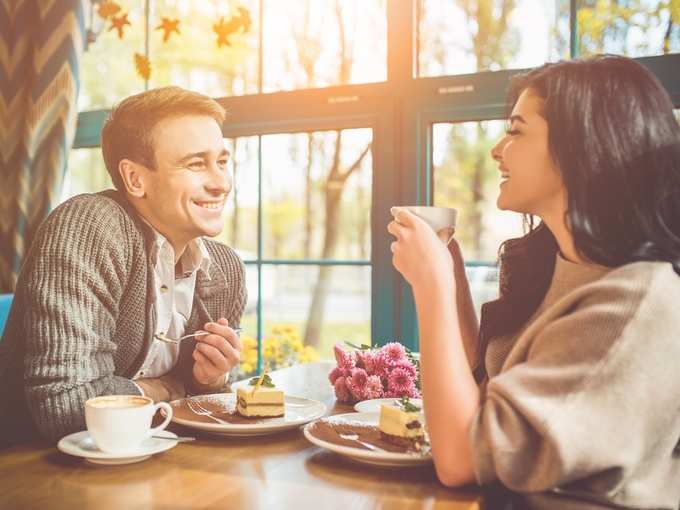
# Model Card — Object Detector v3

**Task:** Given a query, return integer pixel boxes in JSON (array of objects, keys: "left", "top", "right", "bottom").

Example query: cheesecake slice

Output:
[
  {"left": 379, "top": 398, "right": 425, "bottom": 448},
  {"left": 236, "top": 373, "right": 285, "bottom": 418}
]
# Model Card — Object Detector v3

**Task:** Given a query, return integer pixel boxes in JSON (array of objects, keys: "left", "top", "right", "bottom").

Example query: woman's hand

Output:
[{"left": 387, "top": 208, "right": 455, "bottom": 292}]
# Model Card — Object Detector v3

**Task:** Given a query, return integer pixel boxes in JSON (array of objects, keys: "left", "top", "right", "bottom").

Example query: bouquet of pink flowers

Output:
[{"left": 329, "top": 341, "right": 421, "bottom": 404}]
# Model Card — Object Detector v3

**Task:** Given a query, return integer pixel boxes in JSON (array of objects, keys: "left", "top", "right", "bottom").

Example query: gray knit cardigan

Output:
[{"left": 0, "top": 190, "right": 246, "bottom": 446}]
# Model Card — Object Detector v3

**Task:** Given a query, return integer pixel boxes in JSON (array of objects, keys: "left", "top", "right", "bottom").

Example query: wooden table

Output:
[{"left": 0, "top": 362, "right": 484, "bottom": 510}]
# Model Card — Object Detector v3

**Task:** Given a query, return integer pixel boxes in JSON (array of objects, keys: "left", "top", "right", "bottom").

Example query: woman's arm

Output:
[
  {"left": 414, "top": 278, "right": 480, "bottom": 486},
  {"left": 448, "top": 240, "right": 480, "bottom": 370},
  {"left": 388, "top": 210, "right": 480, "bottom": 486}
]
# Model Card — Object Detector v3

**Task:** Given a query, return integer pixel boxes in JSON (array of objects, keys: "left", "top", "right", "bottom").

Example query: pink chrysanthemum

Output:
[
  {"left": 379, "top": 342, "right": 407, "bottom": 366},
  {"left": 356, "top": 350, "right": 377, "bottom": 374},
  {"left": 333, "top": 344, "right": 357, "bottom": 371},
  {"left": 334, "top": 376, "right": 352, "bottom": 403},
  {"left": 392, "top": 360, "right": 417, "bottom": 380},
  {"left": 364, "top": 375, "right": 384, "bottom": 400},
  {"left": 328, "top": 366, "right": 345, "bottom": 385},
  {"left": 387, "top": 366, "right": 417, "bottom": 397},
  {"left": 346, "top": 368, "right": 369, "bottom": 401}
]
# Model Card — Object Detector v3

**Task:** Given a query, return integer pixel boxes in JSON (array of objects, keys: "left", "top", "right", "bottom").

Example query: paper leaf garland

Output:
[
  {"left": 213, "top": 7, "right": 252, "bottom": 48},
  {"left": 109, "top": 12, "right": 130, "bottom": 39},
  {"left": 97, "top": 1, "right": 121, "bottom": 20},
  {"left": 156, "top": 17, "right": 180, "bottom": 43},
  {"left": 134, "top": 52, "right": 151, "bottom": 81}
]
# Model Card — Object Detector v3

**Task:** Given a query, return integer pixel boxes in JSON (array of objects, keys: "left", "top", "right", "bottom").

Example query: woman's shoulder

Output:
[{"left": 574, "top": 260, "right": 680, "bottom": 313}]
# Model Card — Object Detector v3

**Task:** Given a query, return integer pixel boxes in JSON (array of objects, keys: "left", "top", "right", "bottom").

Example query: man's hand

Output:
[{"left": 192, "top": 318, "right": 241, "bottom": 388}]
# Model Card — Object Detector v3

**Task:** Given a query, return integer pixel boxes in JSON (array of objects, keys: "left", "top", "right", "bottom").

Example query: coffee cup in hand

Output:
[
  {"left": 85, "top": 395, "right": 173, "bottom": 454},
  {"left": 391, "top": 206, "right": 458, "bottom": 243}
]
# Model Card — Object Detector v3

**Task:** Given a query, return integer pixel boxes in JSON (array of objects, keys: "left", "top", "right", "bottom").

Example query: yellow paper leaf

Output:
[{"left": 134, "top": 52, "right": 151, "bottom": 81}]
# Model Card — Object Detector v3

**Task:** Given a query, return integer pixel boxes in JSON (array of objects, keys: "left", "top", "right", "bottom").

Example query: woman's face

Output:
[{"left": 491, "top": 88, "right": 566, "bottom": 220}]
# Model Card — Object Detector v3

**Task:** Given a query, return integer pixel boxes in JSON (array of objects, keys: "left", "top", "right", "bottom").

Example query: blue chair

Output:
[{"left": 0, "top": 293, "right": 13, "bottom": 339}]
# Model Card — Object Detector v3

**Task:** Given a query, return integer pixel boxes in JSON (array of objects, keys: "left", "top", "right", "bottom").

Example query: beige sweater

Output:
[{"left": 470, "top": 254, "right": 680, "bottom": 509}]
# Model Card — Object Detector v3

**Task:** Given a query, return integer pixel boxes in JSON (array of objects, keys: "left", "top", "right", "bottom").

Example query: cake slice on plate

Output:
[
  {"left": 378, "top": 397, "right": 426, "bottom": 449},
  {"left": 236, "top": 373, "right": 285, "bottom": 418}
]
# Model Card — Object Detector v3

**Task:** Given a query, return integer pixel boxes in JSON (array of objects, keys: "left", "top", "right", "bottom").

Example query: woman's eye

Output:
[
  {"left": 505, "top": 129, "right": 521, "bottom": 136},
  {"left": 188, "top": 161, "right": 206, "bottom": 170},
  {"left": 217, "top": 159, "right": 228, "bottom": 168}
]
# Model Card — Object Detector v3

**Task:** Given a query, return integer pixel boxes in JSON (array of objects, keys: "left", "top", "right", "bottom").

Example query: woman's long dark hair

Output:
[{"left": 478, "top": 55, "right": 680, "bottom": 355}]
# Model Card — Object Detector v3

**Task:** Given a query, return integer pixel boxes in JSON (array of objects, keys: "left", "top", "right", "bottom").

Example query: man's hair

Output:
[{"left": 101, "top": 86, "right": 226, "bottom": 190}]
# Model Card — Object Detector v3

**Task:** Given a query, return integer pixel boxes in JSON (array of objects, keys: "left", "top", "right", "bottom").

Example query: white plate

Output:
[
  {"left": 57, "top": 429, "right": 178, "bottom": 465},
  {"left": 303, "top": 412, "right": 431, "bottom": 467},
  {"left": 169, "top": 394, "right": 327, "bottom": 437},
  {"left": 354, "top": 398, "right": 423, "bottom": 414}
]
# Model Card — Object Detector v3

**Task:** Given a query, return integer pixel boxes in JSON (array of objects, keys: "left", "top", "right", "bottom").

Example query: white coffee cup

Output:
[
  {"left": 391, "top": 206, "right": 458, "bottom": 242},
  {"left": 84, "top": 395, "right": 173, "bottom": 454}
]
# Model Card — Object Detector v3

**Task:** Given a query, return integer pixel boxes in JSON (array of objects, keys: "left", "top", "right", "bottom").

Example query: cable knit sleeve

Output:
[
  {"left": 469, "top": 263, "right": 680, "bottom": 500},
  {"left": 21, "top": 196, "right": 142, "bottom": 441}
]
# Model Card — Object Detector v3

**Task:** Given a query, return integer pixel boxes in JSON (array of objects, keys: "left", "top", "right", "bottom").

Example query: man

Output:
[{"left": 0, "top": 86, "right": 246, "bottom": 447}]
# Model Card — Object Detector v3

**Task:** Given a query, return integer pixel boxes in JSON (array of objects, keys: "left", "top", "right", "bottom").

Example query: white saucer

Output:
[
  {"left": 57, "top": 429, "right": 178, "bottom": 465},
  {"left": 354, "top": 398, "right": 423, "bottom": 414},
  {"left": 304, "top": 413, "right": 432, "bottom": 467}
]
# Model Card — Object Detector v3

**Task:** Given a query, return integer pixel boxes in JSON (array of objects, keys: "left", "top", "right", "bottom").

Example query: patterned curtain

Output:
[{"left": 0, "top": 0, "right": 86, "bottom": 292}]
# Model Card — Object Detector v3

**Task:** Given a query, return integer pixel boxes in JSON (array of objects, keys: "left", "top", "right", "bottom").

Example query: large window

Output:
[
  {"left": 66, "top": 1, "right": 680, "bottom": 364},
  {"left": 417, "top": 0, "right": 570, "bottom": 77}
]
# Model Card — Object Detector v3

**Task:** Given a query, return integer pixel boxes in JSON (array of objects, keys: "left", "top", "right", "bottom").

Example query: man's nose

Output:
[{"left": 206, "top": 164, "right": 231, "bottom": 194}]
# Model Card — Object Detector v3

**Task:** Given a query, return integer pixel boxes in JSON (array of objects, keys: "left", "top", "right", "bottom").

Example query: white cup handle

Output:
[{"left": 149, "top": 402, "right": 173, "bottom": 437}]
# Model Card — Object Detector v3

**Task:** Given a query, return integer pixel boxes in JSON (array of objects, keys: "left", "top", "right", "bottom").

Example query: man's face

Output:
[{"left": 139, "top": 114, "right": 231, "bottom": 249}]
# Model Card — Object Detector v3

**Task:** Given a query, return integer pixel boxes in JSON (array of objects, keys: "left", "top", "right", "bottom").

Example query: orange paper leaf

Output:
[
  {"left": 108, "top": 12, "right": 130, "bottom": 39},
  {"left": 134, "top": 52, "right": 151, "bottom": 81},
  {"left": 97, "top": 1, "right": 121, "bottom": 20},
  {"left": 155, "top": 17, "right": 180, "bottom": 43}
]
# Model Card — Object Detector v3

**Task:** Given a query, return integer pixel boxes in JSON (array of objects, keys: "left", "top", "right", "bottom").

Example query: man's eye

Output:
[
  {"left": 188, "top": 161, "right": 206, "bottom": 169},
  {"left": 217, "top": 159, "right": 228, "bottom": 168}
]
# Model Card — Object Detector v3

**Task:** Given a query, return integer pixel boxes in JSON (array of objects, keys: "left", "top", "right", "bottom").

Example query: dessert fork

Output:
[
  {"left": 186, "top": 399, "right": 229, "bottom": 425},
  {"left": 155, "top": 328, "right": 242, "bottom": 344},
  {"left": 337, "top": 432, "right": 386, "bottom": 453}
]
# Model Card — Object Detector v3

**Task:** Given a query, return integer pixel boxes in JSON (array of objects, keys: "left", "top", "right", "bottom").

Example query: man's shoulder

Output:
[
  {"left": 49, "top": 190, "right": 130, "bottom": 227},
  {"left": 203, "top": 239, "right": 244, "bottom": 268}
]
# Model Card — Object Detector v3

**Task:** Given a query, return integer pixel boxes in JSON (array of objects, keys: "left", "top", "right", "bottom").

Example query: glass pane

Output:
[
  {"left": 675, "top": 109, "right": 680, "bottom": 124},
  {"left": 261, "top": 129, "right": 372, "bottom": 260},
  {"left": 215, "top": 136, "right": 259, "bottom": 259},
  {"left": 61, "top": 148, "right": 112, "bottom": 203},
  {"left": 578, "top": 0, "right": 680, "bottom": 57},
  {"left": 262, "top": 265, "right": 371, "bottom": 363},
  {"left": 417, "top": 0, "right": 568, "bottom": 77},
  {"left": 262, "top": 0, "right": 387, "bottom": 92},
  {"left": 150, "top": 0, "right": 259, "bottom": 96},
  {"left": 236, "top": 263, "right": 259, "bottom": 378},
  {"left": 433, "top": 121, "right": 524, "bottom": 311},
  {"left": 80, "top": 0, "right": 146, "bottom": 110}
]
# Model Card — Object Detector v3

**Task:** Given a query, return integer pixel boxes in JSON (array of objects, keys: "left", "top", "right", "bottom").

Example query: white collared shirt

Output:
[{"left": 133, "top": 230, "right": 211, "bottom": 381}]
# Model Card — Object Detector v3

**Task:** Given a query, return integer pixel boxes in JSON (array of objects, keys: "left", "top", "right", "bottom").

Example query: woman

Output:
[{"left": 388, "top": 55, "right": 680, "bottom": 509}]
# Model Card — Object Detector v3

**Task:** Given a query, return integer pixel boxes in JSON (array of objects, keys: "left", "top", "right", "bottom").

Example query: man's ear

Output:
[{"left": 119, "top": 159, "right": 147, "bottom": 198}]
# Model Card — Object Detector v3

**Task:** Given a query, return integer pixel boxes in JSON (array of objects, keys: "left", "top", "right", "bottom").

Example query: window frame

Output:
[{"left": 71, "top": 0, "right": 680, "bottom": 357}]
